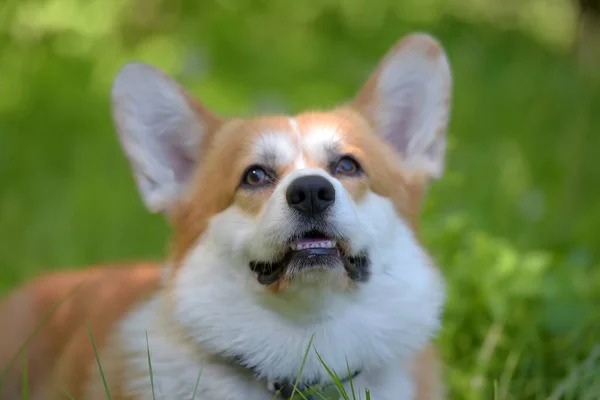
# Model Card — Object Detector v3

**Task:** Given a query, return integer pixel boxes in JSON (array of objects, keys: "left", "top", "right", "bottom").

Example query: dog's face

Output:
[
  {"left": 111, "top": 33, "right": 451, "bottom": 373},
  {"left": 186, "top": 112, "right": 417, "bottom": 292},
  {"left": 198, "top": 115, "right": 377, "bottom": 289}
]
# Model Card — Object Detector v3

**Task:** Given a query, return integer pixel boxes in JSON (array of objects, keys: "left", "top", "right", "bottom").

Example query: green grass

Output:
[
  {"left": 87, "top": 322, "right": 113, "bottom": 400},
  {"left": 190, "top": 369, "right": 202, "bottom": 400},
  {"left": 87, "top": 328, "right": 366, "bottom": 399},
  {"left": 1, "top": 1, "right": 599, "bottom": 399},
  {"left": 95, "top": 331, "right": 371, "bottom": 400},
  {"left": 61, "top": 387, "right": 77, "bottom": 400},
  {"left": 145, "top": 332, "right": 156, "bottom": 400}
]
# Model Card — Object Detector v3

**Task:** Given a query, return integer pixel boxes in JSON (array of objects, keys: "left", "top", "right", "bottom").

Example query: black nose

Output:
[{"left": 286, "top": 175, "right": 336, "bottom": 216}]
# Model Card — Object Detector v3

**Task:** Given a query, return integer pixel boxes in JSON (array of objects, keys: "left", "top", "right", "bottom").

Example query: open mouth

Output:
[{"left": 249, "top": 230, "right": 369, "bottom": 286}]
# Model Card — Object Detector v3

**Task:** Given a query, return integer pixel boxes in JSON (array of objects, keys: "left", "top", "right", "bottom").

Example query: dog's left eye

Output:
[
  {"left": 241, "top": 165, "right": 274, "bottom": 187},
  {"left": 334, "top": 156, "right": 362, "bottom": 176}
]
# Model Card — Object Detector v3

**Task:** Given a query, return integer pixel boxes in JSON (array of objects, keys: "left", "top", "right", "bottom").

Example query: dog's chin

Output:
[{"left": 249, "top": 230, "right": 370, "bottom": 286}]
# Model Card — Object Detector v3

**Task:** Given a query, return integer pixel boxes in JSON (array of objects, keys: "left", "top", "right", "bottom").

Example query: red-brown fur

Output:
[
  {"left": 0, "top": 263, "right": 161, "bottom": 399},
  {"left": 0, "top": 34, "right": 447, "bottom": 399}
]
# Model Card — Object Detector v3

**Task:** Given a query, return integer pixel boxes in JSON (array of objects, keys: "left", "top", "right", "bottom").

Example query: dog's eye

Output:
[
  {"left": 334, "top": 156, "right": 362, "bottom": 176},
  {"left": 242, "top": 166, "right": 273, "bottom": 187}
]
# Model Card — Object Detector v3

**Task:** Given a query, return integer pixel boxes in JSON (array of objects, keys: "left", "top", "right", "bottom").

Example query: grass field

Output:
[{"left": 1, "top": 1, "right": 599, "bottom": 399}]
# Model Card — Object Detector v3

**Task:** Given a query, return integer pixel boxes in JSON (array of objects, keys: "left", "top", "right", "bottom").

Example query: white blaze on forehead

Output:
[
  {"left": 253, "top": 132, "right": 297, "bottom": 168},
  {"left": 250, "top": 121, "right": 342, "bottom": 172},
  {"left": 288, "top": 117, "right": 306, "bottom": 168},
  {"left": 302, "top": 125, "right": 342, "bottom": 166}
]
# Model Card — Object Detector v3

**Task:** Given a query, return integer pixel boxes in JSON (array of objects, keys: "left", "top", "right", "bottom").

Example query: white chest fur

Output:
[
  {"left": 113, "top": 233, "right": 443, "bottom": 399},
  {"left": 115, "top": 295, "right": 417, "bottom": 400}
]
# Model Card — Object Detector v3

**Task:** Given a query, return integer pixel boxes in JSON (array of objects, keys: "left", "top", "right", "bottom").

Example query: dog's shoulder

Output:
[
  {"left": 0, "top": 262, "right": 161, "bottom": 399},
  {"left": 411, "top": 344, "right": 445, "bottom": 400}
]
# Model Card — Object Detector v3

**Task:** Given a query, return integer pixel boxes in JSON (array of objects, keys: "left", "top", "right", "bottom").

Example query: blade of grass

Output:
[
  {"left": 549, "top": 344, "right": 600, "bottom": 400},
  {"left": 86, "top": 321, "right": 113, "bottom": 400},
  {"left": 498, "top": 349, "right": 521, "bottom": 400},
  {"left": 345, "top": 358, "right": 357, "bottom": 400},
  {"left": 61, "top": 387, "right": 76, "bottom": 400},
  {"left": 302, "top": 384, "right": 329, "bottom": 400},
  {"left": 287, "top": 333, "right": 316, "bottom": 399},
  {"left": 582, "top": 369, "right": 600, "bottom": 400},
  {"left": 472, "top": 320, "right": 504, "bottom": 396},
  {"left": 292, "top": 390, "right": 309, "bottom": 400},
  {"left": 190, "top": 367, "right": 203, "bottom": 400},
  {"left": 145, "top": 331, "right": 157, "bottom": 400},
  {"left": 314, "top": 349, "right": 350, "bottom": 400}
]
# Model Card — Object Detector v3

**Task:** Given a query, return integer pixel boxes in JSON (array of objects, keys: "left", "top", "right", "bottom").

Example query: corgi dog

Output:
[{"left": 0, "top": 32, "right": 452, "bottom": 400}]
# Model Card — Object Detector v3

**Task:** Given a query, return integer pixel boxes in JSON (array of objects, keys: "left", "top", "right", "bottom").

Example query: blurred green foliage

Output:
[{"left": 0, "top": 0, "right": 599, "bottom": 399}]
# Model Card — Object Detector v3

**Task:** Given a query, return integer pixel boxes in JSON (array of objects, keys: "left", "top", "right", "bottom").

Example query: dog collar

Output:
[
  {"left": 265, "top": 369, "right": 361, "bottom": 399},
  {"left": 226, "top": 354, "right": 361, "bottom": 399}
]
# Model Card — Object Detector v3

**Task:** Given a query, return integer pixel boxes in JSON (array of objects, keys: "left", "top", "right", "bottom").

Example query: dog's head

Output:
[{"left": 111, "top": 33, "right": 450, "bottom": 343}]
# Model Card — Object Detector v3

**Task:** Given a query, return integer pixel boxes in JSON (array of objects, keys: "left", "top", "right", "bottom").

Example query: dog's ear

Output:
[
  {"left": 353, "top": 33, "right": 452, "bottom": 179},
  {"left": 111, "top": 63, "right": 221, "bottom": 214}
]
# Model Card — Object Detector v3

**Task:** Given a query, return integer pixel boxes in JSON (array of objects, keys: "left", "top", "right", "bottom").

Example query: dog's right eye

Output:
[{"left": 241, "top": 165, "right": 274, "bottom": 187}]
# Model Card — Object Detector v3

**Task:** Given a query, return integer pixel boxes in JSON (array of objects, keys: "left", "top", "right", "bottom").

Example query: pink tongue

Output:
[{"left": 295, "top": 238, "right": 329, "bottom": 246}]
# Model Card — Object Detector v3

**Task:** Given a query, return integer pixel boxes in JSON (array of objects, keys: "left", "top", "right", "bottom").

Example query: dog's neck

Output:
[
  {"left": 223, "top": 352, "right": 362, "bottom": 399},
  {"left": 155, "top": 293, "right": 361, "bottom": 399}
]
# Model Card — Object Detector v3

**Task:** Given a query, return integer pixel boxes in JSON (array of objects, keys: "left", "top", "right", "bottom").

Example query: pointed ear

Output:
[
  {"left": 353, "top": 33, "right": 452, "bottom": 179},
  {"left": 111, "top": 62, "right": 221, "bottom": 214}
]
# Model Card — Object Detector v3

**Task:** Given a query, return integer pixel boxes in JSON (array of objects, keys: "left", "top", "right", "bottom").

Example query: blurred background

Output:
[{"left": 0, "top": 0, "right": 599, "bottom": 398}]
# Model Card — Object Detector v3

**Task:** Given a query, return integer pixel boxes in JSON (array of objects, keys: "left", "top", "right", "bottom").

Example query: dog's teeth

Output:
[{"left": 291, "top": 240, "right": 338, "bottom": 251}]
